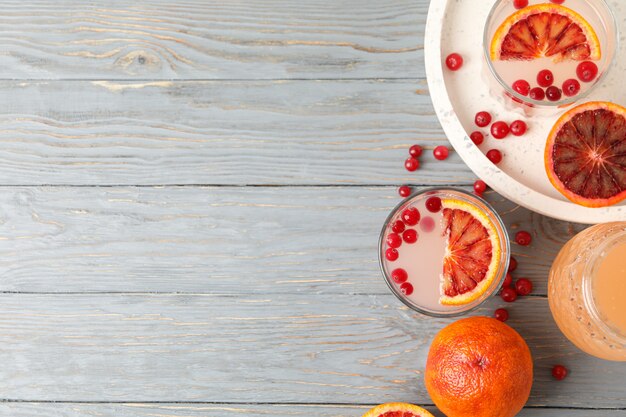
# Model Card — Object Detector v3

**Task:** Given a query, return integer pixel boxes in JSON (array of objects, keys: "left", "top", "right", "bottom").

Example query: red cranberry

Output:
[
  {"left": 486, "top": 149, "right": 502, "bottom": 164},
  {"left": 474, "top": 180, "right": 487, "bottom": 195},
  {"left": 405, "top": 157, "right": 419, "bottom": 172},
  {"left": 502, "top": 273, "right": 513, "bottom": 288},
  {"left": 537, "top": 69, "right": 554, "bottom": 87},
  {"left": 510, "top": 120, "right": 527, "bottom": 136},
  {"left": 475, "top": 111, "right": 492, "bottom": 127},
  {"left": 402, "top": 229, "right": 418, "bottom": 244},
  {"left": 562, "top": 79, "right": 580, "bottom": 97},
  {"left": 515, "top": 230, "right": 532, "bottom": 246},
  {"left": 577, "top": 61, "right": 598, "bottom": 82},
  {"left": 546, "top": 86, "right": 562, "bottom": 102},
  {"left": 508, "top": 256, "right": 518, "bottom": 272},
  {"left": 445, "top": 53, "right": 463, "bottom": 71},
  {"left": 426, "top": 196, "right": 442, "bottom": 213},
  {"left": 494, "top": 308, "right": 509, "bottom": 322},
  {"left": 402, "top": 207, "right": 420, "bottom": 226},
  {"left": 387, "top": 233, "right": 402, "bottom": 249},
  {"left": 409, "top": 144, "right": 423, "bottom": 157},
  {"left": 513, "top": 0, "right": 529, "bottom": 8},
  {"left": 512, "top": 79, "right": 530, "bottom": 96},
  {"left": 385, "top": 248, "right": 399, "bottom": 261},
  {"left": 529, "top": 87, "right": 545, "bottom": 101},
  {"left": 398, "top": 185, "right": 411, "bottom": 198},
  {"left": 391, "top": 268, "right": 408, "bottom": 283},
  {"left": 552, "top": 365, "right": 568, "bottom": 380},
  {"left": 391, "top": 220, "right": 405, "bottom": 234},
  {"left": 550, "top": 0, "right": 565, "bottom": 4},
  {"left": 433, "top": 146, "right": 449, "bottom": 160},
  {"left": 500, "top": 287, "right": 518, "bottom": 303},
  {"left": 491, "top": 121, "right": 510, "bottom": 139},
  {"left": 515, "top": 278, "right": 533, "bottom": 296},
  {"left": 470, "top": 131, "right": 484, "bottom": 145},
  {"left": 400, "top": 282, "right": 414, "bottom": 295}
]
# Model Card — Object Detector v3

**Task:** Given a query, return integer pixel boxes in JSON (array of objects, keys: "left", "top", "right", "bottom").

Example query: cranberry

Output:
[
  {"left": 552, "top": 364, "right": 568, "bottom": 380},
  {"left": 500, "top": 287, "right": 518, "bottom": 303},
  {"left": 515, "top": 230, "right": 532, "bottom": 246},
  {"left": 512, "top": 79, "right": 530, "bottom": 96},
  {"left": 391, "top": 268, "right": 408, "bottom": 283},
  {"left": 508, "top": 256, "right": 518, "bottom": 272},
  {"left": 510, "top": 120, "right": 527, "bottom": 136},
  {"left": 470, "top": 131, "right": 484, "bottom": 145},
  {"left": 577, "top": 61, "right": 598, "bottom": 82},
  {"left": 420, "top": 216, "right": 435, "bottom": 233},
  {"left": 400, "top": 282, "right": 414, "bottom": 295},
  {"left": 475, "top": 111, "right": 492, "bottom": 127},
  {"left": 546, "top": 86, "right": 562, "bottom": 102},
  {"left": 513, "top": 0, "right": 529, "bottom": 8},
  {"left": 391, "top": 220, "right": 405, "bottom": 234},
  {"left": 502, "top": 273, "right": 513, "bottom": 288},
  {"left": 387, "top": 233, "right": 402, "bottom": 249},
  {"left": 405, "top": 157, "right": 419, "bottom": 172},
  {"left": 385, "top": 248, "right": 399, "bottom": 261},
  {"left": 529, "top": 87, "right": 545, "bottom": 101},
  {"left": 494, "top": 308, "right": 509, "bottom": 322},
  {"left": 433, "top": 146, "right": 449, "bottom": 160},
  {"left": 515, "top": 278, "right": 533, "bottom": 296},
  {"left": 486, "top": 149, "right": 502, "bottom": 164},
  {"left": 409, "top": 144, "right": 423, "bottom": 158},
  {"left": 562, "top": 79, "right": 580, "bottom": 97},
  {"left": 537, "top": 69, "right": 554, "bottom": 87},
  {"left": 474, "top": 180, "right": 487, "bottom": 195},
  {"left": 445, "top": 53, "right": 463, "bottom": 71},
  {"left": 491, "top": 121, "right": 510, "bottom": 139},
  {"left": 550, "top": 0, "right": 565, "bottom": 4},
  {"left": 402, "top": 207, "right": 420, "bottom": 226},
  {"left": 425, "top": 196, "right": 442, "bottom": 213},
  {"left": 402, "top": 229, "right": 418, "bottom": 244},
  {"left": 398, "top": 185, "right": 411, "bottom": 198}
]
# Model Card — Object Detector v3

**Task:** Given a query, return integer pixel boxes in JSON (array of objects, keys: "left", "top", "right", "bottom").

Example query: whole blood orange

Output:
[
  {"left": 362, "top": 403, "right": 435, "bottom": 417},
  {"left": 545, "top": 101, "right": 626, "bottom": 207},
  {"left": 425, "top": 317, "right": 533, "bottom": 417}
]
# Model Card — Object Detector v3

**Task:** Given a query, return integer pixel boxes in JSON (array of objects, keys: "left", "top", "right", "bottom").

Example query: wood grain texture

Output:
[
  {"left": 0, "top": 186, "right": 584, "bottom": 294},
  {"left": 0, "top": 79, "right": 473, "bottom": 185},
  {"left": 0, "top": 294, "right": 624, "bottom": 406},
  {"left": 0, "top": 403, "right": 623, "bottom": 417},
  {"left": 0, "top": 0, "right": 423, "bottom": 80}
]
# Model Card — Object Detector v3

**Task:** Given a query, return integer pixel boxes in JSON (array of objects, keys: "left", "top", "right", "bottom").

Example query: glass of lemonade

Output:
[
  {"left": 483, "top": 0, "right": 617, "bottom": 112},
  {"left": 548, "top": 222, "right": 626, "bottom": 361},
  {"left": 378, "top": 188, "right": 510, "bottom": 317}
]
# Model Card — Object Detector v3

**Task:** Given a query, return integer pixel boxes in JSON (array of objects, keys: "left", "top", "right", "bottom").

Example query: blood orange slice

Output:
[
  {"left": 362, "top": 403, "right": 435, "bottom": 417},
  {"left": 440, "top": 199, "right": 501, "bottom": 306},
  {"left": 545, "top": 101, "right": 626, "bottom": 208},
  {"left": 490, "top": 4, "right": 601, "bottom": 62}
]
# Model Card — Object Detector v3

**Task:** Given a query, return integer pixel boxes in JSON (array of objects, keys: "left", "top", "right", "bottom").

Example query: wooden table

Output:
[{"left": 0, "top": 1, "right": 623, "bottom": 416}]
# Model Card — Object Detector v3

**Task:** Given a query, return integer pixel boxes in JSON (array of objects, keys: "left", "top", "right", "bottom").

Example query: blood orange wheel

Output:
[
  {"left": 490, "top": 4, "right": 601, "bottom": 62},
  {"left": 545, "top": 101, "right": 626, "bottom": 207},
  {"left": 362, "top": 403, "right": 435, "bottom": 417},
  {"left": 440, "top": 199, "right": 502, "bottom": 306}
]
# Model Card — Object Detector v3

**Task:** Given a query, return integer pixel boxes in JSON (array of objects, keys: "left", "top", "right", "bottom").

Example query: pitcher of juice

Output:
[{"left": 548, "top": 222, "right": 626, "bottom": 361}]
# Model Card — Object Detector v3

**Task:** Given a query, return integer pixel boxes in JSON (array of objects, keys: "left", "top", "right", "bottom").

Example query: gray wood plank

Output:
[
  {"left": 0, "top": 186, "right": 583, "bottom": 294},
  {"left": 0, "top": 79, "right": 471, "bottom": 185},
  {"left": 0, "top": 403, "right": 623, "bottom": 417},
  {"left": 0, "top": 294, "right": 623, "bottom": 407},
  {"left": 0, "top": 0, "right": 423, "bottom": 80}
]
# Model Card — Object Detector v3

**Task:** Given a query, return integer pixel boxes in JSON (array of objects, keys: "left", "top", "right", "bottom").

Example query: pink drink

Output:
[{"left": 378, "top": 188, "right": 510, "bottom": 317}]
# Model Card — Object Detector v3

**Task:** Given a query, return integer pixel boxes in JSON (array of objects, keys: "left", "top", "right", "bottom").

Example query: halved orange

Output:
[
  {"left": 440, "top": 199, "right": 501, "bottom": 306},
  {"left": 545, "top": 101, "right": 626, "bottom": 208},
  {"left": 490, "top": 4, "right": 601, "bottom": 62},
  {"left": 362, "top": 403, "right": 435, "bottom": 417}
]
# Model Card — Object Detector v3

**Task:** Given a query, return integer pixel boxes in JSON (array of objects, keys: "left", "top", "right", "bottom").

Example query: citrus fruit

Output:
[
  {"left": 490, "top": 4, "right": 601, "bottom": 62},
  {"left": 425, "top": 317, "right": 533, "bottom": 417},
  {"left": 545, "top": 101, "right": 626, "bottom": 207},
  {"left": 362, "top": 403, "right": 435, "bottom": 417},
  {"left": 439, "top": 198, "right": 501, "bottom": 305}
]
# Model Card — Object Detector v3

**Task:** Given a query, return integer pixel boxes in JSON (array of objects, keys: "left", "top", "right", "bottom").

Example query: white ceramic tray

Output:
[{"left": 425, "top": 0, "right": 625, "bottom": 224}]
